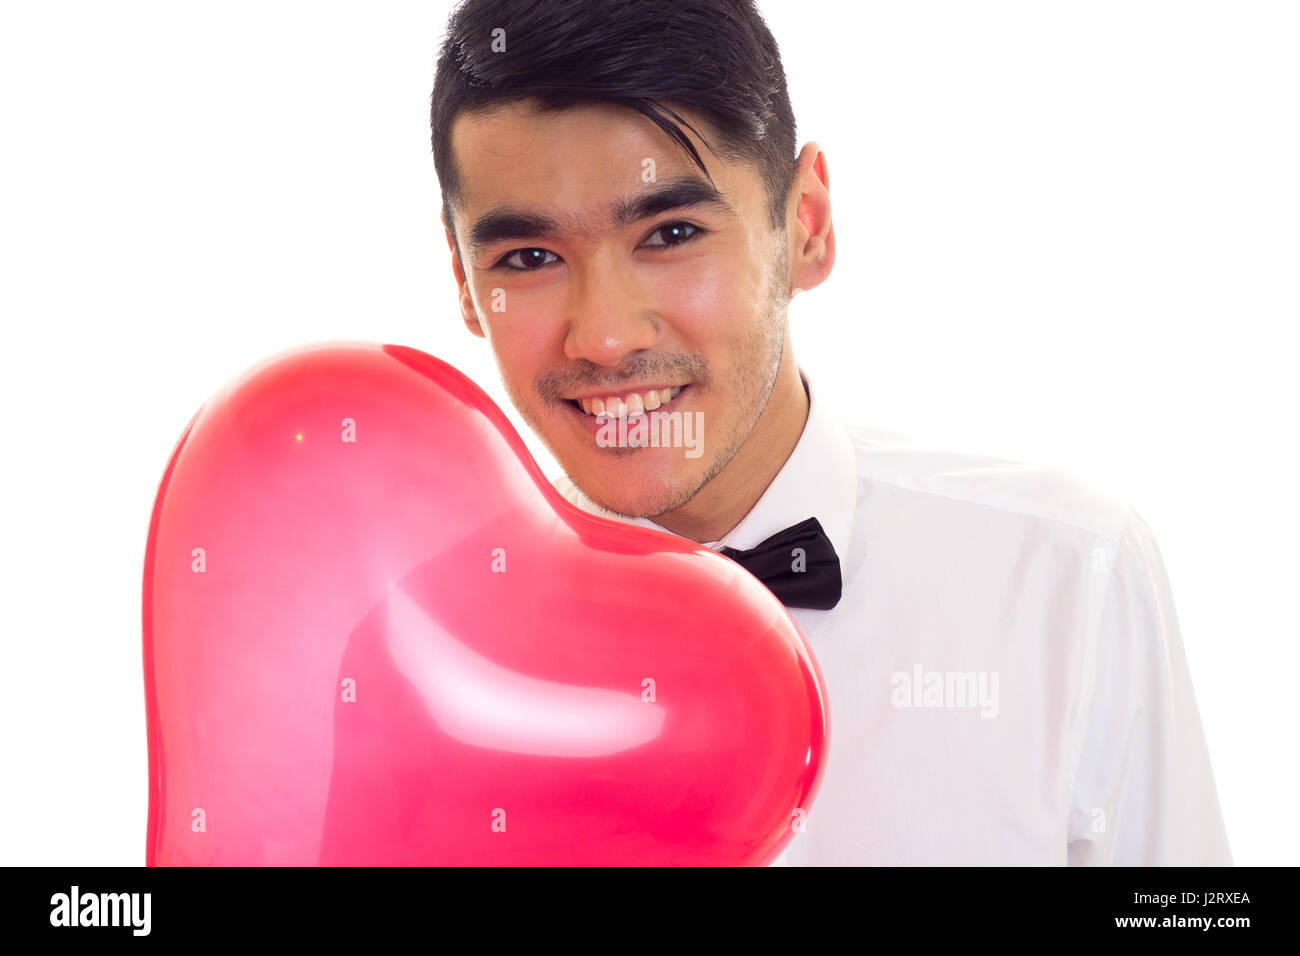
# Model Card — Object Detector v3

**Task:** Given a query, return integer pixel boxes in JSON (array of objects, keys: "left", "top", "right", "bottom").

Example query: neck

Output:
[{"left": 650, "top": 343, "right": 808, "bottom": 544}]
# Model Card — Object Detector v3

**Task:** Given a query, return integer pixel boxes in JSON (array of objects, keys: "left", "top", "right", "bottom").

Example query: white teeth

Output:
[{"left": 578, "top": 386, "right": 684, "bottom": 418}]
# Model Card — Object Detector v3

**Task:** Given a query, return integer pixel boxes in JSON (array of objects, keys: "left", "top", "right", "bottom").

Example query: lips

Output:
[{"left": 566, "top": 385, "right": 689, "bottom": 424}]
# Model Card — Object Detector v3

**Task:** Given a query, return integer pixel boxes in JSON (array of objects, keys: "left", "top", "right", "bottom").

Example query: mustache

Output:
[{"left": 538, "top": 352, "right": 710, "bottom": 404}]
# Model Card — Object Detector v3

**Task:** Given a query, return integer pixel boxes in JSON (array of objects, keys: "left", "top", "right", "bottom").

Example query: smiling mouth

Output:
[{"left": 566, "top": 385, "right": 687, "bottom": 420}]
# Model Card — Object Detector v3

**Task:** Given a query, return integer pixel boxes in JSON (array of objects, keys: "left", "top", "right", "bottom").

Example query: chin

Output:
[{"left": 569, "top": 458, "right": 700, "bottom": 520}]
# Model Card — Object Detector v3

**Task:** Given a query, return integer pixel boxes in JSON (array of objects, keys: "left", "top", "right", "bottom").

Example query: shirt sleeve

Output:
[{"left": 1066, "top": 510, "right": 1233, "bottom": 865}]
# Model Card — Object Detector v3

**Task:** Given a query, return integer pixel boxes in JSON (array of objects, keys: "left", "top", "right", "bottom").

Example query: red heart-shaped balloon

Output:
[{"left": 142, "top": 342, "right": 828, "bottom": 865}]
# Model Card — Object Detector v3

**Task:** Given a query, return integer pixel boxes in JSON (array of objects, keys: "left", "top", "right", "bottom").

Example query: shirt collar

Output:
[{"left": 556, "top": 366, "right": 859, "bottom": 562}]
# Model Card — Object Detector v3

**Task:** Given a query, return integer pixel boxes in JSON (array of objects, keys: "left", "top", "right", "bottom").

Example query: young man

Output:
[{"left": 430, "top": 0, "right": 1231, "bottom": 865}]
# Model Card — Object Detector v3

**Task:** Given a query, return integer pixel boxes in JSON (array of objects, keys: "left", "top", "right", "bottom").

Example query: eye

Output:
[
  {"left": 641, "top": 221, "right": 703, "bottom": 248},
  {"left": 496, "top": 248, "right": 560, "bottom": 271}
]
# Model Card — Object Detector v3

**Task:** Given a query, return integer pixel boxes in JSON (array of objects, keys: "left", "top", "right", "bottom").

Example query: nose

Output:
[{"left": 562, "top": 252, "right": 659, "bottom": 367}]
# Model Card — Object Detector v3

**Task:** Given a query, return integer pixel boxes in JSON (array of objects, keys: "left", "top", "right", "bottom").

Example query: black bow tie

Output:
[{"left": 717, "top": 516, "right": 842, "bottom": 610}]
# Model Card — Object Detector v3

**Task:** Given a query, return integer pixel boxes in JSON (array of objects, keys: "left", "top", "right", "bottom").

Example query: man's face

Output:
[{"left": 445, "top": 99, "right": 792, "bottom": 519}]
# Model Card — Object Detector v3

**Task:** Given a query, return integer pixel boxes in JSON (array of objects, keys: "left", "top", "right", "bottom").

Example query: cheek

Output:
[
  {"left": 649, "top": 253, "right": 766, "bottom": 344},
  {"left": 474, "top": 277, "right": 563, "bottom": 357},
  {"left": 473, "top": 314, "right": 549, "bottom": 409}
]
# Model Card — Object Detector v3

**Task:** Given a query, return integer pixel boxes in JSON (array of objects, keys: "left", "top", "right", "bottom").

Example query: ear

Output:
[
  {"left": 785, "top": 142, "right": 835, "bottom": 298},
  {"left": 443, "top": 210, "right": 485, "bottom": 339}
]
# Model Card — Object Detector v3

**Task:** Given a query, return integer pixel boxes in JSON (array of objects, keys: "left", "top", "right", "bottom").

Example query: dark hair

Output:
[{"left": 430, "top": 0, "right": 798, "bottom": 261}]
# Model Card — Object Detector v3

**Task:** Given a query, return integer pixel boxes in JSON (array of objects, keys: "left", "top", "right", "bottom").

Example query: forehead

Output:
[{"left": 448, "top": 99, "right": 759, "bottom": 225}]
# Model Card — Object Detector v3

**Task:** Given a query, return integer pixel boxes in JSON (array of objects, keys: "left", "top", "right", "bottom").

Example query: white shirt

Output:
[{"left": 551, "top": 369, "right": 1232, "bottom": 865}]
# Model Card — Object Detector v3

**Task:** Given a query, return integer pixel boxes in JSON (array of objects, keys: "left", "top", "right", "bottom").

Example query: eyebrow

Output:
[{"left": 466, "top": 177, "right": 733, "bottom": 257}]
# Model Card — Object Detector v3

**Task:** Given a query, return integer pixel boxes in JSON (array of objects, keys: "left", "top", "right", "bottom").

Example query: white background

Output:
[{"left": 1, "top": 0, "right": 1295, "bottom": 865}]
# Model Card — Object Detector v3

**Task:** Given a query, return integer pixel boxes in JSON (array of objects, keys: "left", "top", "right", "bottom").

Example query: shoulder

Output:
[{"left": 841, "top": 423, "right": 1137, "bottom": 547}]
